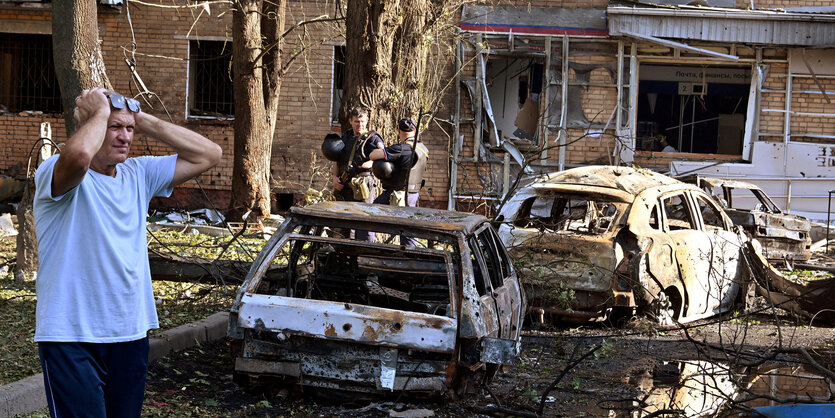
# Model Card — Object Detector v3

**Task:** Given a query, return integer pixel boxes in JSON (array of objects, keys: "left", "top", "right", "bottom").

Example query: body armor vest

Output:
[{"left": 408, "top": 141, "right": 429, "bottom": 192}]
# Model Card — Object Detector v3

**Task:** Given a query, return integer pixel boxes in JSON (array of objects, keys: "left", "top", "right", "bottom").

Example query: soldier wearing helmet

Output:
[
  {"left": 326, "top": 107, "right": 383, "bottom": 241},
  {"left": 367, "top": 117, "right": 429, "bottom": 246}
]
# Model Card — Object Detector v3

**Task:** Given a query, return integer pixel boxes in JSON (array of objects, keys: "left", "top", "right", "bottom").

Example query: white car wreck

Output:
[
  {"left": 228, "top": 202, "right": 526, "bottom": 396},
  {"left": 495, "top": 166, "right": 750, "bottom": 325}
]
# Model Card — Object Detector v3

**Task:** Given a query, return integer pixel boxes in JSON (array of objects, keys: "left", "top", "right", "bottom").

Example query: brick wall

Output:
[
  {"left": 0, "top": 0, "right": 457, "bottom": 209},
  {"left": 2, "top": 1, "right": 834, "bottom": 211}
]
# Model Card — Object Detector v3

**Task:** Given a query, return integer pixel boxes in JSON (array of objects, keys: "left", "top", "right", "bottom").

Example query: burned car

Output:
[
  {"left": 681, "top": 175, "right": 811, "bottom": 263},
  {"left": 495, "top": 166, "right": 748, "bottom": 325},
  {"left": 228, "top": 202, "right": 525, "bottom": 396}
]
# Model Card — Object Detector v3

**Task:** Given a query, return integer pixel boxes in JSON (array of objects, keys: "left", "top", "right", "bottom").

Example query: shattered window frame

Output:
[
  {"left": 694, "top": 194, "right": 729, "bottom": 231},
  {"left": 511, "top": 192, "right": 623, "bottom": 235},
  {"left": 661, "top": 193, "right": 698, "bottom": 231},
  {"left": 484, "top": 52, "right": 547, "bottom": 146},
  {"left": 467, "top": 235, "right": 493, "bottom": 296},
  {"left": 726, "top": 186, "right": 781, "bottom": 213},
  {"left": 245, "top": 220, "right": 461, "bottom": 317}
]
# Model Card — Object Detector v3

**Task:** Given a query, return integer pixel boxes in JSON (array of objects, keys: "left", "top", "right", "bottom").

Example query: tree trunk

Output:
[
  {"left": 342, "top": 0, "right": 429, "bottom": 143},
  {"left": 15, "top": 178, "right": 37, "bottom": 283},
  {"left": 261, "top": 0, "right": 285, "bottom": 138},
  {"left": 53, "top": 0, "right": 112, "bottom": 134},
  {"left": 392, "top": 0, "right": 428, "bottom": 126},
  {"left": 229, "top": 0, "right": 286, "bottom": 221},
  {"left": 15, "top": 0, "right": 112, "bottom": 282}
]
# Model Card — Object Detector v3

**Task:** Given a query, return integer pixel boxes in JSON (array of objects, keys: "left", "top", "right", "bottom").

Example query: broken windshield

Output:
[{"left": 512, "top": 193, "right": 623, "bottom": 234}]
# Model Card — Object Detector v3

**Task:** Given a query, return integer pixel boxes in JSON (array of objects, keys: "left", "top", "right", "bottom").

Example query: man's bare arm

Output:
[
  {"left": 368, "top": 148, "right": 385, "bottom": 160},
  {"left": 134, "top": 112, "right": 222, "bottom": 187},
  {"left": 51, "top": 88, "right": 111, "bottom": 197}
]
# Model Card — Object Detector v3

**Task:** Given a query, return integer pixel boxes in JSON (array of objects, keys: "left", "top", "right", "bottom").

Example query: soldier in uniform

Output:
[
  {"left": 331, "top": 107, "right": 384, "bottom": 241},
  {"left": 367, "top": 117, "right": 429, "bottom": 247}
]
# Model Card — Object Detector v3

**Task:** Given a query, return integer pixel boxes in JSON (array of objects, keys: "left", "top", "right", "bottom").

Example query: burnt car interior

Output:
[
  {"left": 512, "top": 193, "right": 621, "bottom": 234},
  {"left": 662, "top": 194, "right": 697, "bottom": 231},
  {"left": 253, "top": 226, "right": 457, "bottom": 317}
]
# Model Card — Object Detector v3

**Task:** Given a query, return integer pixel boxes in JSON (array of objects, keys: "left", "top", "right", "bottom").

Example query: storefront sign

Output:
[{"left": 641, "top": 65, "right": 750, "bottom": 84}]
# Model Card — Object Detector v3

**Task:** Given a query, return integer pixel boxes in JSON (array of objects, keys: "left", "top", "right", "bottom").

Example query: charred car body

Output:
[
  {"left": 495, "top": 166, "right": 748, "bottom": 325},
  {"left": 681, "top": 175, "right": 811, "bottom": 263},
  {"left": 228, "top": 202, "right": 525, "bottom": 395}
]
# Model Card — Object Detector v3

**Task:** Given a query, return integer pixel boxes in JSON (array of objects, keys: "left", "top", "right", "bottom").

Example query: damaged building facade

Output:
[
  {"left": 450, "top": 0, "right": 835, "bottom": 222},
  {"left": 0, "top": 0, "right": 453, "bottom": 210},
  {"left": 0, "top": 1, "right": 833, "bottom": 215}
]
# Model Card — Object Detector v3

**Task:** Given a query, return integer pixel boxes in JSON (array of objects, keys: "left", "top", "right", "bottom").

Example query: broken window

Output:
[
  {"left": 468, "top": 237, "right": 491, "bottom": 296},
  {"left": 474, "top": 229, "right": 504, "bottom": 289},
  {"left": 330, "top": 45, "right": 345, "bottom": 125},
  {"left": 649, "top": 205, "right": 660, "bottom": 230},
  {"left": 251, "top": 227, "right": 455, "bottom": 317},
  {"left": 695, "top": 195, "right": 726, "bottom": 230},
  {"left": 0, "top": 33, "right": 61, "bottom": 113},
  {"left": 727, "top": 187, "right": 780, "bottom": 213},
  {"left": 662, "top": 194, "right": 697, "bottom": 231},
  {"left": 637, "top": 63, "right": 750, "bottom": 156},
  {"left": 512, "top": 193, "right": 622, "bottom": 234},
  {"left": 486, "top": 57, "right": 545, "bottom": 146},
  {"left": 188, "top": 40, "right": 233, "bottom": 118}
]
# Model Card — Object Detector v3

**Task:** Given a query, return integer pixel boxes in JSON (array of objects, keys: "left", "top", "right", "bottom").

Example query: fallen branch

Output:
[{"left": 537, "top": 343, "right": 602, "bottom": 416}]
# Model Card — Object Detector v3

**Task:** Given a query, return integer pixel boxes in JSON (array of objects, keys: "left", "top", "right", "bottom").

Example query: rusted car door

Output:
[
  {"left": 489, "top": 226, "right": 525, "bottom": 340},
  {"left": 472, "top": 225, "right": 522, "bottom": 340},
  {"left": 467, "top": 235, "right": 500, "bottom": 337},
  {"left": 659, "top": 192, "right": 716, "bottom": 318}
]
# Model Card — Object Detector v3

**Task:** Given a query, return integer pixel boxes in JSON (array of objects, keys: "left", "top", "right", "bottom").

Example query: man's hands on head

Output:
[
  {"left": 73, "top": 88, "right": 111, "bottom": 128},
  {"left": 53, "top": 88, "right": 115, "bottom": 197}
]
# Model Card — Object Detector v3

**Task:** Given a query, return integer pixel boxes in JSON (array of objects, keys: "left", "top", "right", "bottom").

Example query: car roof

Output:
[
  {"left": 290, "top": 201, "right": 489, "bottom": 234},
  {"left": 692, "top": 176, "right": 762, "bottom": 191},
  {"left": 532, "top": 165, "right": 683, "bottom": 197}
]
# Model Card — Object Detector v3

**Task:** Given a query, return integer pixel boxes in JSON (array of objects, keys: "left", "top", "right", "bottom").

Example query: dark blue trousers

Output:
[{"left": 38, "top": 337, "right": 149, "bottom": 418}]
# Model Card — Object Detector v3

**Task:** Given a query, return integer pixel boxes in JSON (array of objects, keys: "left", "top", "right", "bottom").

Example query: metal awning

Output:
[
  {"left": 608, "top": 5, "right": 835, "bottom": 47},
  {"left": 461, "top": 5, "right": 608, "bottom": 37}
]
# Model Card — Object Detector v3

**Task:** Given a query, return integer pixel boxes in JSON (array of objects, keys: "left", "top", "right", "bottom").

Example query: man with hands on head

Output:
[{"left": 33, "top": 87, "right": 222, "bottom": 417}]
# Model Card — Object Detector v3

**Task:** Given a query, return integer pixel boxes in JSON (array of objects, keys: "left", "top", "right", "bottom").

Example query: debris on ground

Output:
[
  {"left": 744, "top": 240, "right": 835, "bottom": 325},
  {"left": 0, "top": 213, "right": 17, "bottom": 238}
]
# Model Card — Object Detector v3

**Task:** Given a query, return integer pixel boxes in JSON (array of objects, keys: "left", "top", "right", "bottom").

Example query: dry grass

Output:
[{"left": 0, "top": 227, "right": 265, "bottom": 386}]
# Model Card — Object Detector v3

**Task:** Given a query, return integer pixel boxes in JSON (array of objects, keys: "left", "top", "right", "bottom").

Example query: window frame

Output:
[
  {"left": 330, "top": 44, "right": 345, "bottom": 126},
  {"left": 0, "top": 32, "right": 62, "bottom": 114},
  {"left": 660, "top": 192, "right": 698, "bottom": 232},
  {"left": 693, "top": 192, "right": 730, "bottom": 231},
  {"left": 185, "top": 38, "right": 234, "bottom": 121}
]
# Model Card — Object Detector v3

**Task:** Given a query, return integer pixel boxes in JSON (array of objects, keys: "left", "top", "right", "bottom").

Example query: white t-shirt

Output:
[{"left": 33, "top": 154, "right": 176, "bottom": 343}]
